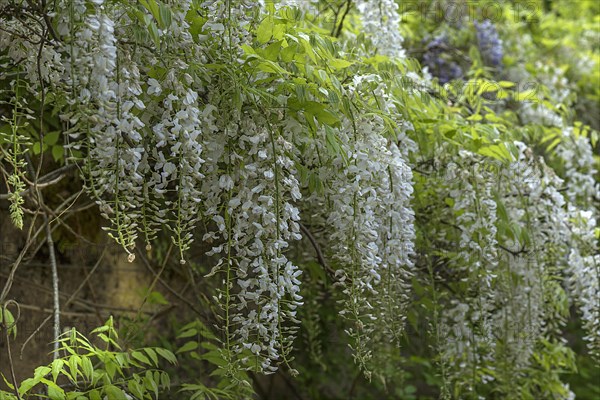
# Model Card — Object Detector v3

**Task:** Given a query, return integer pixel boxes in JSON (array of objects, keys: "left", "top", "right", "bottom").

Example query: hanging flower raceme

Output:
[
  {"left": 555, "top": 126, "right": 600, "bottom": 207},
  {"left": 356, "top": 0, "right": 406, "bottom": 59},
  {"left": 519, "top": 103, "right": 564, "bottom": 128},
  {"left": 439, "top": 152, "right": 500, "bottom": 389},
  {"left": 491, "top": 142, "right": 570, "bottom": 372},
  {"left": 373, "top": 141, "right": 416, "bottom": 339},
  {"left": 320, "top": 105, "right": 415, "bottom": 377},
  {"left": 202, "top": 0, "right": 253, "bottom": 52},
  {"left": 76, "top": 4, "right": 146, "bottom": 255},
  {"left": 66, "top": 0, "right": 208, "bottom": 259},
  {"left": 1, "top": 2, "right": 598, "bottom": 396},
  {"left": 0, "top": 0, "right": 64, "bottom": 93},
  {"left": 555, "top": 127, "right": 600, "bottom": 359},
  {"left": 202, "top": 112, "right": 303, "bottom": 373},
  {"left": 567, "top": 208, "right": 600, "bottom": 359},
  {"left": 433, "top": 142, "right": 574, "bottom": 391},
  {"left": 146, "top": 70, "right": 206, "bottom": 263},
  {"left": 276, "top": 0, "right": 318, "bottom": 12}
]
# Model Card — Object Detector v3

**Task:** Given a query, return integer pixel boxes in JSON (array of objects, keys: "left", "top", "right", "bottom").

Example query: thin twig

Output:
[
  {"left": 3, "top": 324, "right": 22, "bottom": 400},
  {"left": 299, "top": 222, "right": 337, "bottom": 280},
  {"left": 2, "top": 301, "right": 22, "bottom": 400},
  {"left": 45, "top": 218, "right": 60, "bottom": 359},
  {"left": 23, "top": 142, "right": 61, "bottom": 361},
  {"left": 17, "top": 304, "right": 95, "bottom": 318},
  {"left": 26, "top": 190, "right": 87, "bottom": 260},
  {"left": 20, "top": 248, "right": 107, "bottom": 356},
  {"left": 20, "top": 314, "right": 51, "bottom": 358},
  {"left": 0, "top": 164, "right": 76, "bottom": 199},
  {"left": 39, "top": 201, "right": 97, "bottom": 245},
  {"left": 0, "top": 271, "right": 148, "bottom": 314},
  {"left": 135, "top": 248, "right": 206, "bottom": 318},
  {"left": 0, "top": 222, "right": 40, "bottom": 303},
  {"left": 123, "top": 243, "right": 173, "bottom": 345},
  {"left": 334, "top": 0, "right": 353, "bottom": 38}
]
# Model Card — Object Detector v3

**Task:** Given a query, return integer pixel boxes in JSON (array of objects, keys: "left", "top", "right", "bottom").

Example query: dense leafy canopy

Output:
[{"left": 0, "top": 0, "right": 598, "bottom": 399}]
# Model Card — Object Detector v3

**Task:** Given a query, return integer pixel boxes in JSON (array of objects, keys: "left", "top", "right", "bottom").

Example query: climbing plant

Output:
[{"left": 0, "top": 0, "right": 598, "bottom": 399}]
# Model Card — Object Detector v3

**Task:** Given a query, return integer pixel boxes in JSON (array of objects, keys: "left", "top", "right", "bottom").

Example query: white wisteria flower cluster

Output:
[
  {"left": 431, "top": 137, "right": 597, "bottom": 392},
  {"left": 304, "top": 73, "right": 417, "bottom": 376},
  {"left": 202, "top": 114, "right": 303, "bottom": 372},
  {"left": 440, "top": 152, "right": 499, "bottom": 382},
  {"left": 492, "top": 143, "right": 569, "bottom": 368},
  {"left": 325, "top": 119, "right": 415, "bottom": 376},
  {"left": 0, "top": 1, "right": 598, "bottom": 393},
  {"left": 356, "top": 0, "right": 406, "bottom": 59},
  {"left": 556, "top": 127, "right": 600, "bottom": 358}
]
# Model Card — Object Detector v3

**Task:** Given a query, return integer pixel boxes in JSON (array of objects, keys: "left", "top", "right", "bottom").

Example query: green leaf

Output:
[
  {"left": 105, "top": 358, "right": 117, "bottom": 380},
  {"left": 177, "top": 328, "right": 198, "bottom": 339},
  {"left": 139, "top": 0, "right": 160, "bottom": 21},
  {"left": 144, "top": 348, "right": 159, "bottom": 366},
  {"left": 201, "top": 350, "right": 228, "bottom": 367},
  {"left": 51, "top": 359, "right": 63, "bottom": 382},
  {"left": 104, "top": 385, "right": 128, "bottom": 400},
  {"left": 256, "top": 19, "right": 270, "bottom": 44},
  {"left": 144, "top": 371, "right": 159, "bottom": 399},
  {"left": 514, "top": 89, "right": 538, "bottom": 102},
  {"left": 33, "top": 366, "right": 51, "bottom": 380},
  {"left": 477, "top": 144, "right": 512, "bottom": 161},
  {"left": 0, "top": 309, "right": 14, "bottom": 333},
  {"left": 68, "top": 355, "right": 81, "bottom": 381},
  {"left": 147, "top": 291, "right": 169, "bottom": 305},
  {"left": 258, "top": 19, "right": 284, "bottom": 43},
  {"left": 1, "top": 373, "right": 15, "bottom": 390},
  {"left": 160, "top": 371, "right": 170, "bottom": 389},
  {"left": 51, "top": 145, "right": 63, "bottom": 162},
  {"left": 41, "top": 379, "right": 66, "bottom": 400},
  {"left": 329, "top": 58, "right": 353, "bottom": 69},
  {"left": 263, "top": 40, "right": 282, "bottom": 61},
  {"left": 19, "top": 377, "right": 41, "bottom": 396},
  {"left": 280, "top": 43, "right": 298, "bottom": 62},
  {"left": 325, "top": 126, "right": 341, "bottom": 155},
  {"left": 158, "top": 4, "right": 172, "bottom": 29},
  {"left": 177, "top": 341, "right": 199, "bottom": 354},
  {"left": 66, "top": 393, "right": 87, "bottom": 400},
  {"left": 131, "top": 351, "right": 152, "bottom": 365},
  {"left": 155, "top": 348, "right": 177, "bottom": 365},
  {"left": 43, "top": 131, "right": 60, "bottom": 146},
  {"left": 88, "top": 390, "right": 102, "bottom": 400},
  {"left": 148, "top": 21, "right": 160, "bottom": 47},
  {"left": 81, "top": 357, "right": 93, "bottom": 380},
  {"left": 90, "top": 325, "right": 109, "bottom": 334},
  {"left": 255, "top": 59, "right": 288, "bottom": 76},
  {"left": 128, "top": 379, "right": 145, "bottom": 399}
]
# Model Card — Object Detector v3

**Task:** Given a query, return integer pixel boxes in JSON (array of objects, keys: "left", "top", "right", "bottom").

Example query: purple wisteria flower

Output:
[
  {"left": 474, "top": 19, "right": 503, "bottom": 69},
  {"left": 422, "top": 35, "right": 463, "bottom": 84}
]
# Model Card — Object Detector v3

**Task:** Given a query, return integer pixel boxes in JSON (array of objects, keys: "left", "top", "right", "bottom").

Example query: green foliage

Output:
[
  {"left": 0, "top": 0, "right": 598, "bottom": 399},
  {"left": 0, "top": 318, "right": 175, "bottom": 400},
  {"left": 0, "top": 304, "right": 18, "bottom": 340},
  {"left": 175, "top": 320, "right": 256, "bottom": 400}
]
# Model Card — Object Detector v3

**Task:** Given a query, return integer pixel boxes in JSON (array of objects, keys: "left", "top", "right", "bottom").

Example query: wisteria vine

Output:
[{"left": 0, "top": 1, "right": 598, "bottom": 397}]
